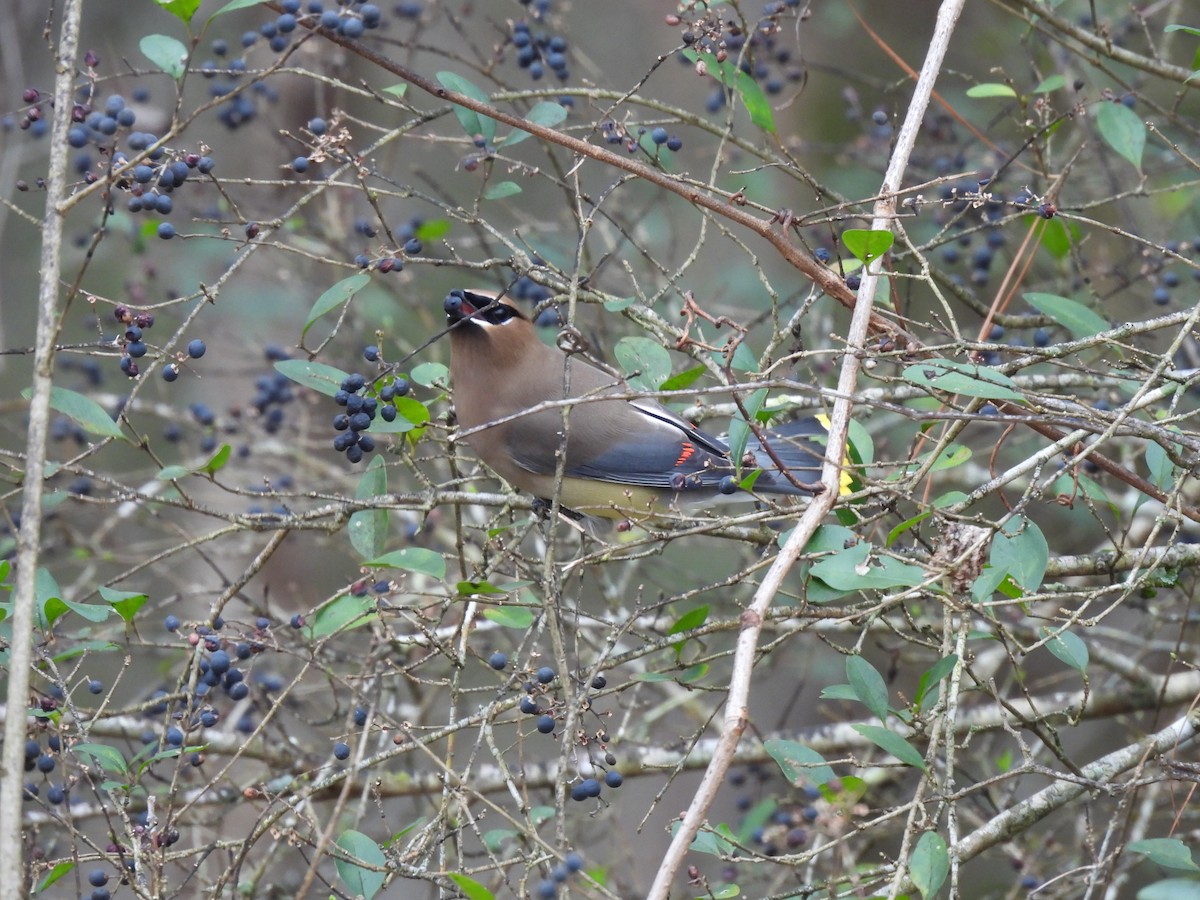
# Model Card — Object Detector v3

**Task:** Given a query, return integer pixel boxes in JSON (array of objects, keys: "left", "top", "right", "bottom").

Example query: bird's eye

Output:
[{"left": 487, "top": 306, "right": 514, "bottom": 324}]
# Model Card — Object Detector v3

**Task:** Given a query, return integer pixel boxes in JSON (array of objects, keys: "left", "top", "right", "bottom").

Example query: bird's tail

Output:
[{"left": 749, "top": 416, "right": 851, "bottom": 496}]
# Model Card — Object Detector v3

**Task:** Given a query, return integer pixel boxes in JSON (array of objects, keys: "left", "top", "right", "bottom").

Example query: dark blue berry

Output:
[
  {"left": 341, "top": 17, "right": 364, "bottom": 37},
  {"left": 292, "top": 156, "right": 309, "bottom": 173},
  {"left": 403, "top": 237, "right": 422, "bottom": 255},
  {"left": 333, "top": 742, "right": 350, "bottom": 760},
  {"left": 187, "top": 339, "right": 206, "bottom": 359},
  {"left": 88, "top": 679, "right": 103, "bottom": 694},
  {"left": 36, "top": 754, "right": 55, "bottom": 773},
  {"left": 162, "top": 363, "right": 180, "bottom": 382},
  {"left": 165, "top": 727, "right": 184, "bottom": 746},
  {"left": 536, "top": 714, "right": 555, "bottom": 733},
  {"left": 650, "top": 126, "right": 668, "bottom": 145},
  {"left": 591, "top": 674, "right": 606, "bottom": 689},
  {"left": 165, "top": 614, "right": 181, "bottom": 632},
  {"left": 604, "top": 770, "right": 622, "bottom": 788},
  {"left": 666, "top": 135, "right": 682, "bottom": 151},
  {"left": 308, "top": 116, "right": 328, "bottom": 135},
  {"left": 489, "top": 651, "right": 508, "bottom": 670},
  {"left": 354, "top": 706, "right": 368, "bottom": 726},
  {"left": 520, "top": 696, "right": 540, "bottom": 714},
  {"left": 88, "top": 870, "right": 109, "bottom": 888},
  {"left": 157, "top": 222, "right": 175, "bottom": 240},
  {"left": 363, "top": 345, "right": 379, "bottom": 361},
  {"left": 127, "top": 341, "right": 147, "bottom": 358},
  {"left": 535, "top": 666, "right": 555, "bottom": 684}
]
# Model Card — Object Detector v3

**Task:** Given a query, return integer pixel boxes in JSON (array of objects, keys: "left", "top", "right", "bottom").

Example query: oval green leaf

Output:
[
  {"left": 763, "top": 739, "right": 836, "bottom": 786},
  {"left": 902, "top": 359, "right": 1024, "bottom": 402},
  {"left": 841, "top": 228, "right": 895, "bottom": 263},
  {"left": 483, "top": 181, "right": 522, "bottom": 200},
  {"left": 139, "top": 34, "right": 188, "bottom": 80},
  {"left": 274, "top": 359, "right": 351, "bottom": 397},
  {"left": 366, "top": 547, "right": 446, "bottom": 579},
  {"left": 846, "top": 655, "right": 889, "bottom": 723},
  {"left": 334, "top": 830, "right": 387, "bottom": 900},
  {"left": 435, "top": 72, "right": 495, "bottom": 144},
  {"left": 966, "top": 83, "right": 1018, "bottom": 98},
  {"left": 503, "top": 100, "right": 568, "bottom": 147},
  {"left": 303, "top": 273, "right": 371, "bottom": 340},
  {"left": 23, "top": 386, "right": 126, "bottom": 440},
  {"left": 615, "top": 336, "right": 672, "bottom": 391},
  {"left": 911, "top": 831, "right": 950, "bottom": 899},
  {"left": 1023, "top": 292, "right": 1109, "bottom": 339},
  {"left": 349, "top": 457, "right": 388, "bottom": 561},
  {"left": 1096, "top": 100, "right": 1145, "bottom": 170}
]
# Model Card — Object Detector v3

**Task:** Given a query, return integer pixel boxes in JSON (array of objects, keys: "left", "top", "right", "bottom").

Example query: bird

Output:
[{"left": 442, "top": 288, "right": 846, "bottom": 520}]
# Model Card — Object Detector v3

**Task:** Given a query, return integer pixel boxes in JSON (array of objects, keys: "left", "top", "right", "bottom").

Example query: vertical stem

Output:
[{"left": 0, "top": 0, "right": 82, "bottom": 892}]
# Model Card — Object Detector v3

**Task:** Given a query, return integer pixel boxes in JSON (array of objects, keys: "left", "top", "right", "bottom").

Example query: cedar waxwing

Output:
[{"left": 443, "top": 289, "right": 841, "bottom": 519}]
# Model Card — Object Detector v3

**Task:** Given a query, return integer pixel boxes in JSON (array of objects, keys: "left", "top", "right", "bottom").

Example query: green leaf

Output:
[
  {"left": 1136, "top": 878, "right": 1200, "bottom": 899},
  {"left": 1023, "top": 292, "right": 1109, "bottom": 339},
  {"left": 682, "top": 49, "right": 775, "bottom": 132},
  {"left": 966, "top": 83, "right": 1018, "bottom": 98},
  {"left": 211, "top": 0, "right": 268, "bottom": 16},
  {"left": 366, "top": 548, "right": 446, "bottom": 579},
  {"left": 926, "top": 443, "right": 971, "bottom": 473},
  {"left": 23, "top": 386, "right": 126, "bottom": 440},
  {"left": 410, "top": 361, "right": 448, "bottom": 388},
  {"left": 483, "top": 181, "right": 522, "bottom": 200},
  {"left": 1096, "top": 100, "right": 1145, "bottom": 170},
  {"left": 887, "top": 511, "right": 931, "bottom": 547},
  {"left": 1041, "top": 626, "right": 1089, "bottom": 673},
  {"left": 156, "top": 443, "right": 232, "bottom": 481},
  {"left": 303, "top": 273, "right": 371, "bottom": 340},
  {"left": 659, "top": 365, "right": 706, "bottom": 391},
  {"left": 140, "top": 34, "right": 188, "bottom": 80},
  {"left": 382, "top": 83, "right": 408, "bottom": 98},
  {"left": 615, "top": 336, "right": 672, "bottom": 391},
  {"left": 763, "top": 739, "right": 836, "bottom": 786},
  {"left": 846, "top": 655, "right": 890, "bottom": 722},
  {"left": 37, "top": 862, "right": 75, "bottom": 893},
  {"left": 483, "top": 606, "right": 536, "bottom": 629},
  {"left": 809, "top": 542, "right": 928, "bottom": 591},
  {"left": 369, "top": 397, "right": 430, "bottom": 435},
  {"left": 435, "top": 71, "right": 495, "bottom": 144},
  {"left": 851, "top": 724, "right": 927, "bottom": 770},
  {"left": 841, "top": 228, "right": 895, "bottom": 263},
  {"left": 902, "top": 359, "right": 1025, "bottom": 402},
  {"left": 913, "top": 654, "right": 959, "bottom": 713},
  {"left": 71, "top": 742, "right": 128, "bottom": 774},
  {"left": 726, "top": 388, "right": 767, "bottom": 476},
  {"left": 154, "top": 0, "right": 202, "bottom": 22},
  {"left": 1038, "top": 216, "right": 1080, "bottom": 260},
  {"left": 678, "top": 821, "right": 737, "bottom": 857},
  {"left": 349, "top": 457, "right": 388, "bottom": 561},
  {"left": 274, "top": 359, "right": 350, "bottom": 397},
  {"left": 415, "top": 219, "right": 451, "bottom": 242},
  {"left": 38, "top": 568, "right": 109, "bottom": 628},
  {"left": 991, "top": 518, "right": 1048, "bottom": 594},
  {"left": 312, "top": 594, "right": 376, "bottom": 638},
  {"left": 1033, "top": 74, "right": 1067, "bottom": 93},
  {"left": 911, "top": 831, "right": 950, "bottom": 899},
  {"left": 1145, "top": 441, "right": 1175, "bottom": 490},
  {"left": 711, "top": 884, "right": 741, "bottom": 898},
  {"left": 503, "top": 100, "right": 568, "bottom": 147},
  {"left": 1165, "top": 24, "right": 1200, "bottom": 37},
  {"left": 334, "top": 830, "right": 387, "bottom": 900},
  {"left": 448, "top": 873, "right": 495, "bottom": 900},
  {"left": 98, "top": 586, "right": 149, "bottom": 623},
  {"left": 725, "top": 341, "right": 758, "bottom": 373},
  {"left": 1128, "top": 838, "right": 1200, "bottom": 873},
  {"left": 668, "top": 604, "right": 709, "bottom": 636}
]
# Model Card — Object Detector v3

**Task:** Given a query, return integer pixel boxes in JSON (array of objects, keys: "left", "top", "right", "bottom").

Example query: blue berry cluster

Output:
[
  {"left": 331, "top": 365, "right": 408, "bottom": 464},
  {"left": 352, "top": 214, "right": 427, "bottom": 272},
  {"left": 112, "top": 306, "right": 158, "bottom": 378},
  {"left": 668, "top": 1, "right": 806, "bottom": 112},
  {"left": 534, "top": 851, "right": 586, "bottom": 899},
  {"left": 510, "top": 21, "right": 569, "bottom": 82}
]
